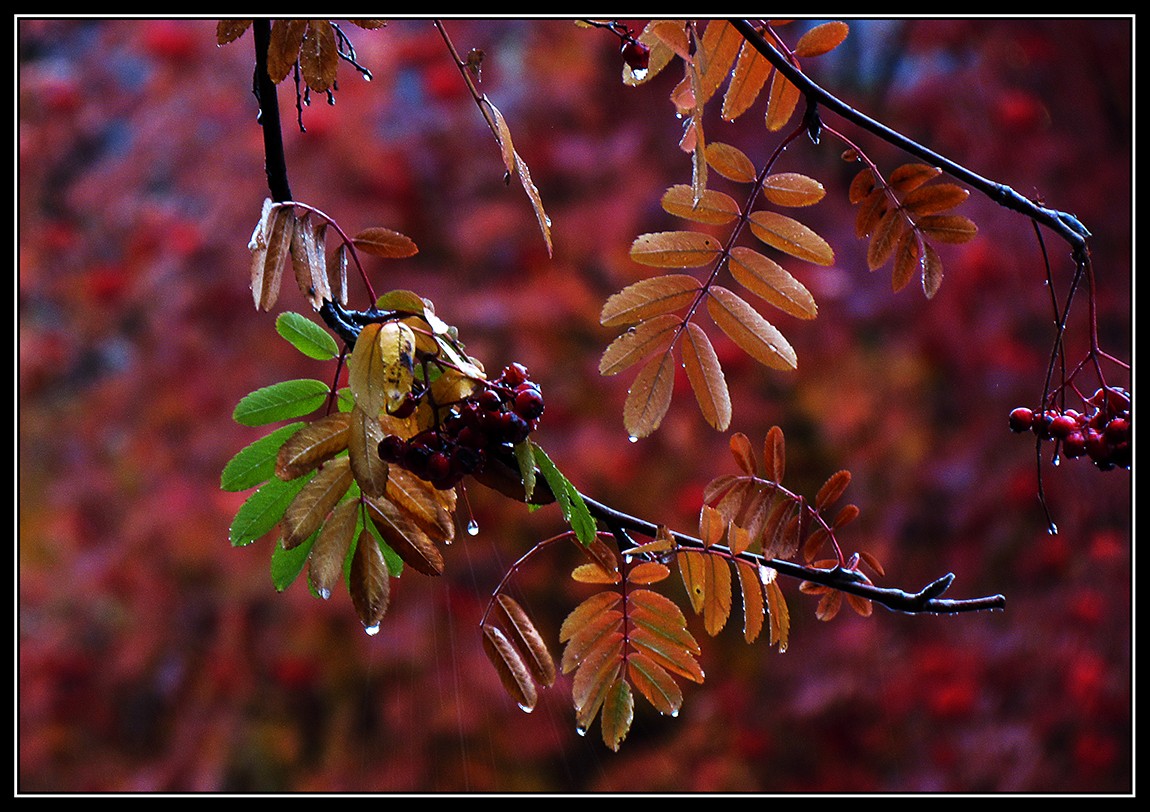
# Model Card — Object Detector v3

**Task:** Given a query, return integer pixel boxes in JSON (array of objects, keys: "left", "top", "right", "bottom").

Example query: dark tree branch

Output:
[
  {"left": 729, "top": 19, "right": 1090, "bottom": 260},
  {"left": 252, "top": 20, "right": 293, "bottom": 204}
]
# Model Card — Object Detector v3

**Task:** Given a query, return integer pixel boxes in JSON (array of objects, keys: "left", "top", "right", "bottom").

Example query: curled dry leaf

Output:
[
  {"left": 289, "top": 211, "right": 331, "bottom": 309},
  {"left": 483, "top": 624, "right": 538, "bottom": 712},
  {"left": 365, "top": 495, "right": 445, "bottom": 576},
  {"left": 493, "top": 594, "right": 557, "bottom": 687},
  {"left": 216, "top": 19, "right": 252, "bottom": 45},
  {"left": 250, "top": 202, "right": 295, "bottom": 311}
]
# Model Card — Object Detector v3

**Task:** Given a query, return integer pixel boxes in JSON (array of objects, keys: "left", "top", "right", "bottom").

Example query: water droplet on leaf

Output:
[
  {"left": 467, "top": 519, "right": 480, "bottom": 536},
  {"left": 364, "top": 624, "right": 381, "bottom": 636},
  {"left": 317, "top": 587, "right": 331, "bottom": 600},
  {"left": 575, "top": 724, "right": 587, "bottom": 737},
  {"left": 628, "top": 435, "right": 638, "bottom": 444}
]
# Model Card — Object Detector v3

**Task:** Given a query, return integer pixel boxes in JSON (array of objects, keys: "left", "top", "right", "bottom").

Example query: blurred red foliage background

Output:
[{"left": 17, "top": 18, "right": 1132, "bottom": 793}]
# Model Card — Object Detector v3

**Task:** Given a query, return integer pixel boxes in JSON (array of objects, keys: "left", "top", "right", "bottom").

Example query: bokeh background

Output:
[{"left": 17, "top": 18, "right": 1132, "bottom": 793}]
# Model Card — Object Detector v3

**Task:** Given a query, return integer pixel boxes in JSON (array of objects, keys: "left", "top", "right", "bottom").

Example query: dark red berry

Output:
[
  {"left": 621, "top": 39, "right": 650, "bottom": 73},
  {"left": 477, "top": 389, "right": 504, "bottom": 412},
  {"left": 1062, "top": 431, "right": 1087, "bottom": 459},
  {"left": 378, "top": 435, "right": 406, "bottom": 463},
  {"left": 1084, "top": 429, "right": 1110, "bottom": 463},
  {"left": 501, "top": 363, "right": 529, "bottom": 388},
  {"left": 1032, "top": 410, "right": 1057, "bottom": 439},
  {"left": 499, "top": 412, "right": 531, "bottom": 444},
  {"left": 1049, "top": 414, "right": 1078, "bottom": 439},
  {"left": 514, "top": 387, "right": 545, "bottom": 421},
  {"left": 1104, "top": 417, "right": 1130, "bottom": 444},
  {"left": 388, "top": 392, "right": 419, "bottom": 419},
  {"left": 426, "top": 451, "right": 452, "bottom": 485},
  {"left": 1009, "top": 407, "right": 1034, "bottom": 433}
]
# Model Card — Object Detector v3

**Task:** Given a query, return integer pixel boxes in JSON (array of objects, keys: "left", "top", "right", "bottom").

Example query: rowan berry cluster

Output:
[
  {"left": 1008, "top": 387, "right": 1131, "bottom": 471},
  {"left": 378, "top": 363, "right": 545, "bottom": 490}
]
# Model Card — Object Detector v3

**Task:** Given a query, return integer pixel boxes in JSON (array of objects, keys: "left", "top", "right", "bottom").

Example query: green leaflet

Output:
[
  {"left": 229, "top": 471, "right": 314, "bottom": 547},
  {"left": 233, "top": 378, "right": 331, "bottom": 426},
  {"left": 276, "top": 311, "right": 340, "bottom": 360},
  {"left": 532, "top": 443, "right": 596, "bottom": 545},
  {"left": 271, "top": 529, "right": 317, "bottom": 592},
  {"left": 513, "top": 439, "right": 537, "bottom": 502},
  {"left": 220, "top": 422, "right": 306, "bottom": 492}
]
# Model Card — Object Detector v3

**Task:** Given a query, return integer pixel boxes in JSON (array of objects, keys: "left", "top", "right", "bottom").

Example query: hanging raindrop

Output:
[
  {"left": 364, "top": 624, "right": 381, "bottom": 636},
  {"left": 467, "top": 518, "right": 480, "bottom": 536}
]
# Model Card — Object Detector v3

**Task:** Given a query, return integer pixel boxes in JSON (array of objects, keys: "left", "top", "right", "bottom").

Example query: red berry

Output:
[
  {"left": 477, "top": 389, "right": 504, "bottom": 412},
  {"left": 514, "top": 387, "right": 545, "bottom": 421},
  {"left": 621, "top": 39, "right": 650, "bottom": 73},
  {"left": 1104, "top": 417, "right": 1130, "bottom": 444},
  {"left": 1009, "top": 407, "right": 1034, "bottom": 433},
  {"left": 1062, "top": 431, "right": 1087, "bottom": 459},
  {"left": 1084, "top": 429, "right": 1110, "bottom": 463},
  {"left": 1049, "top": 414, "right": 1078, "bottom": 439},
  {"left": 378, "top": 435, "right": 406, "bottom": 463},
  {"left": 501, "top": 363, "right": 529, "bottom": 388}
]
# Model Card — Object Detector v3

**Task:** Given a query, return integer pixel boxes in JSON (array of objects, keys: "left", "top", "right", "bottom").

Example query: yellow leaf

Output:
[
  {"left": 623, "top": 351, "right": 676, "bottom": 439},
  {"left": 735, "top": 559, "right": 765, "bottom": 643},
  {"left": 748, "top": 210, "right": 835, "bottom": 266},
  {"left": 677, "top": 549, "right": 707, "bottom": 614},
  {"left": 600, "top": 274, "right": 699, "bottom": 328},
  {"left": 762, "top": 172, "right": 826, "bottom": 207},
  {"left": 704, "top": 141, "right": 757, "bottom": 183},
  {"left": 681, "top": 322, "right": 731, "bottom": 431},
  {"left": 696, "top": 20, "right": 742, "bottom": 106},
  {"left": 794, "top": 21, "right": 849, "bottom": 58},
  {"left": 764, "top": 578, "right": 790, "bottom": 651},
  {"left": 630, "top": 230, "right": 723, "bottom": 268},
  {"left": 698, "top": 504, "right": 726, "bottom": 548},
  {"left": 702, "top": 554, "right": 732, "bottom": 636},
  {"left": 764, "top": 69, "right": 801, "bottom": 131},
  {"left": 706, "top": 286, "right": 798, "bottom": 371},
  {"left": 626, "top": 561, "right": 671, "bottom": 584},
  {"left": 661, "top": 185, "right": 741, "bottom": 225},
  {"left": 571, "top": 562, "right": 622, "bottom": 584},
  {"left": 728, "top": 246, "right": 818, "bottom": 320},
  {"left": 722, "top": 40, "right": 772, "bottom": 121}
]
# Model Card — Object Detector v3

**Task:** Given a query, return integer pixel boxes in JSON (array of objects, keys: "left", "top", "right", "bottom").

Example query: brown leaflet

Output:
[
  {"left": 917, "top": 214, "right": 978, "bottom": 244},
  {"left": 728, "top": 524, "right": 753, "bottom": 556},
  {"left": 922, "top": 242, "right": 944, "bottom": 299},
  {"left": 308, "top": 499, "right": 358, "bottom": 600},
  {"left": 660, "top": 185, "right": 741, "bottom": 225},
  {"left": 626, "top": 650, "right": 683, "bottom": 716},
  {"left": 748, "top": 210, "right": 835, "bottom": 266},
  {"left": 599, "top": 678, "right": 635, "bottom": 751},
  {"left": 888, "top": 163, "right": 942, "bottom": 193},
  {"left": 704, "top": 141, "right": 757, "bottom": 183},
  {"left": 764, "top": 68, "right": 801, "bottom": 131},
  {"left": 600, "top": 312, "right": 681, "bottom": 376},
  {"left": 764, "top": 577, "right": 790, "bottom": 651},
  {"left": 735, "top": 559, "right": 766, "bottom": 643},
  {"left": 571, "top": 630, "right": 625, "bottom": 720},
  {"left": 216, "top": 20, "right": 252, "bottom": 45},
  {"left": 282, "top": 455, "right": 354, "bottom": 549},
  {"left": 764, "top": 425, "right": 786, "bottom": 483},
  {"left": 677, "top": 549, "right": 707, "bottom": 614},
  {"left": 267, "top": 19, "right": 307, "bottom": 83},
  {"left": 854, "top": 187, "right": 889, "bottom": 239},
  {"left": 364, "top": 494, "right": 445, "bottom": 576},
  {"left": 833, "top": 503, "right": 861, "bottom": 529},
  {"left": 561, "top": 605, "right": 624, "bottom": 674},
  {"left": 624, "top": 351, "right": 676, "bottom": 439},
  {"left": 600, "top": 275, "right": 700, "bottom": 328},
  {"left": 722, "top": 39, "right": 773, "bottom": 122},
  {"left": 299, "top": 20, "right": 338, "bottom": 93},
  {"left": 493, "top": 594, "right": 556, "bottom": 687},
  {"left": 902, "top": 182, "right": 970, "bottom": 216},
  {"left": 848, "top": 168, "right": 877, "bottom": 204},
  {"left": 514, "top": 151, "right": 553, "bottom": 258},
  {"left": 728, "top": 432, "right": 758, "bottom": 476},
  {"left": 760, "top": 498, "right": 797, "bottom": 560},
  {"left": 762, "top": 172, "right": 827, "bottom": 207},
  {"left": 891, "top": 230, "right": 923, "bottom": 294},
  {"left": 702, "top": 554, "right": 733, "bottom": 636},
  {"left": 707, "top": 286, "right": 798, "bottom": 371},
  {"left": 482, "top": 624, "right": 538, "bottom": 711},
  {"left": 816, "top": 469, "right": 852, "bottom": 509},
  {"left": 629, "top": 230, "right": 723, "bottom": 268},
  {"left": 727, "top": 246, "right": 818, "bottom": 320},
  {"left": 346, "top": 322, "right": 386, "bottom": 418},
  {"left": 350, "top": 528, "right": 390, "bottom": 632},
  {"left": 352, "top": 226, "right": 419, "bottom": 259},
  {"left": 846, "top": 592, "right": 874, "bottom": 618},
  {"left": 288, "top": 211, "right": 330, "bottom": 309},
  {"left": 794, "top": 21, "right": 850, "bottom": 57},
  {"left": 251, "top": 203, "right": 294, "bottom": 311},
  {"left": 681, "top": 322, "right": 731, "bottom": 431},
  {"left": 867, "top": 207, "right": 910, "bottom": 271},
  {"left": 573, "top": 534, "right": 621, "bottom": 580},
  {"left": 816, "top": 590, "right": 842, "bottom": 622},
  {"left": 276, "top": 411, "right": 352, "bottom": 480},
  {"left": 347, "top": 405, "right": 388, "bottom": 498}
]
